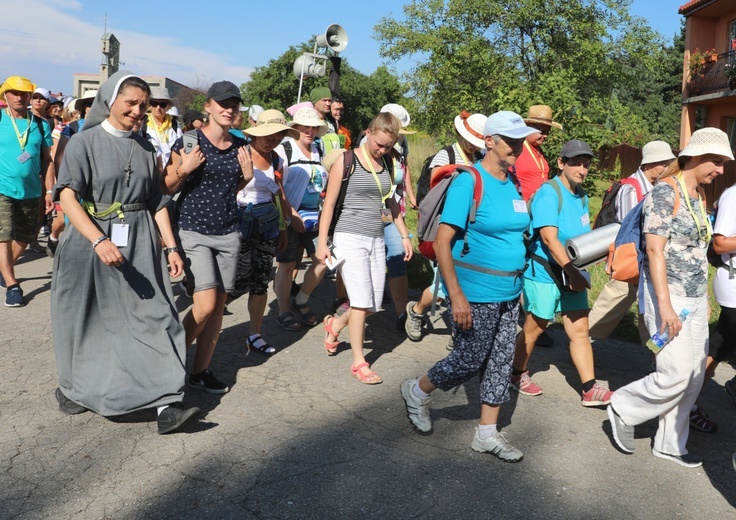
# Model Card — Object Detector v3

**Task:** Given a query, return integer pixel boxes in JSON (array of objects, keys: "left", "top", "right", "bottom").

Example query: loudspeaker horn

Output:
[{"left": 316, "top": 24, "right": 348, "bottom": 53}]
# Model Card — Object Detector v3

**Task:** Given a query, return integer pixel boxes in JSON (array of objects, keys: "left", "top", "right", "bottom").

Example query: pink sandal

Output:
[
  {"left": 323, "top": 314, "right": 340, "bottom": 356},
  {"left": 351, "top": 362, "right": 382, "bottom": 385}
]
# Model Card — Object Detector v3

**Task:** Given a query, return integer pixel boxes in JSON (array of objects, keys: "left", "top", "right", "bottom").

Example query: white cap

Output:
[
  {"left": 484, "top": 111, "right": 538, "bottom": 140},
  {"left": 33, "top": 87, "right": 50, "bottom": 101},
  {"left": 249, "top": 104, "right": 264, "bottom": 121}
]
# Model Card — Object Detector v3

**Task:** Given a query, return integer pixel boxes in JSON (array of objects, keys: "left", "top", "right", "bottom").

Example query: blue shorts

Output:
[{"left": 522, "top": 279, "right": 589, "bottom": 321}]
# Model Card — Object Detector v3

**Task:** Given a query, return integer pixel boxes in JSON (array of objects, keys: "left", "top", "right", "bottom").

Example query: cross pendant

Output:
[{"left": 124, "top": 165, "right": 132, "bottom": 187}]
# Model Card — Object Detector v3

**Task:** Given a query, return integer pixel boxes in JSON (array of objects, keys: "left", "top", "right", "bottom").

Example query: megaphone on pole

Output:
[{"left": 316, "top": 24, "right": 348, "bottom": 53}]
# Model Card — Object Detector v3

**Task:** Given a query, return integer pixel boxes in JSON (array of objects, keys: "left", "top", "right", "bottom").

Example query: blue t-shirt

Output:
[
  {"left": 172, "top": 129, "right": 247, "bottom": 235},
  {"left": 439, "top": 161, "right": 530, "bottom": 303},
  {"left": 525, "top": 176, "right": 590, "bottom": 283},
  {"left": 0, "top": 112, "right": 52, "bottom": 200}
]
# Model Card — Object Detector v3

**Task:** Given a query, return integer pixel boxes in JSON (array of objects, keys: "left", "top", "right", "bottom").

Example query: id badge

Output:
[
  {"left": 380, "top": 207, "right": 392, "bottom": 223},
  {"left": 111, "top": 223, "right": 129, "bottom": 247},
  {"left": 581, "top": 214, "right": 590, "bottom": 227},
  {"left": 513, "top": 199, "right": 528, "bottom": 213},
  {"left": 17, "top": 151, "right": 31, "bottom": 164},
  {"left": 306, "top": 184, "right": 319, "bottom": 194},
  {"left": 264, "top": 177, "right": 279, "bottom": 194}
]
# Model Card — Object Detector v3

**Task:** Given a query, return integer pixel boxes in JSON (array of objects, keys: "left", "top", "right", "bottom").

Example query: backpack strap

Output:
[
  {"left": 659, "top": 177, "right": 682, "bottom": 216},
  {"left": 283, "top": 141, "right": 293, "bottom": 164},
  {"left": 620, "top": 177, "right": 643, "bottom": 202}
]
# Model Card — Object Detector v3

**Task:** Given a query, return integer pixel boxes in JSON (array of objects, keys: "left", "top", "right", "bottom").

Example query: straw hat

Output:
[
  {"left": 0, "top": 76, "right": 36, "bottom": 97},
  {"left": 453, "top": 111, "right": 487, "bottom": 149},
  {"left": 323, "top": 148, "right": 347, "bottom": 172},
  {"left": 680, "top": 128, "right": 734, "bottom": 161},
  {"left": 288, "top": 107, "right": 328, "bottom": 137},
  {"left": 244, "top": 109, "right": 300, "bottom": 140},
  {"left": 523, "top": 105, "right": 562, "bottom": 129},
  {"left": 74, "top": 90, "right": 98, "bottom": 112}
]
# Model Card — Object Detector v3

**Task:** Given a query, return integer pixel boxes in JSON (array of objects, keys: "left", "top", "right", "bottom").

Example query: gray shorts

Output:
[{"left": 179, "top": 229, "right": 240, "bottom": 293}]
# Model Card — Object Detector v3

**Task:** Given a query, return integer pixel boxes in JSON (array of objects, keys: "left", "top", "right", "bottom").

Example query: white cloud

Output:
[{"left": 0, "top": 0, "right": 253, "bottom": 92}]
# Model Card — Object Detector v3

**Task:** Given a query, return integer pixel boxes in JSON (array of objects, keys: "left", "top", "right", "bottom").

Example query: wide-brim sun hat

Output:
[
  {"left": 484, "top": 111, "right": 537, "bottom": 140},
  {"left": 679, "top": 128, "right": 734, "bottom": 161},
  {"left": 244, "top": 109, "right": 300, "bottom": 140},
  {"left": 323, "top": 148, "right": 347, "bottom": 172},
  {"left": 641, "top": 140, "right": 676, "bottom": 165},
  {"left": 149, "top": 87, "right": 172, "bottom": 102},
  {"left": 74, "top": 90, "right": 98, "bottom": 112},
  {"left": 454, "top": 111, "right": 487, "bottom": 149},
  {"left": 381, "top": 103, "right": 417, "bottom": 135},
  {"left": 524, "top": 104, "right": 562, "bottom": 130},
  {"left": 0, "top": 76, "right": 36, "bottom": 98},
  {"left": 288, "top": 107, "right": 328, "bottom": 137}
]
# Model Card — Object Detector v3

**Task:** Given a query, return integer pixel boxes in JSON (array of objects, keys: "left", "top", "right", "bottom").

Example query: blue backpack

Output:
[{"left": 606, "top": 177, "right": 684, "bottom": 284}]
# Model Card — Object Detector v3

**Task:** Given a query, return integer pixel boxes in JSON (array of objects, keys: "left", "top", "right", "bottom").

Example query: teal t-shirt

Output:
[
  {"left": 439, "top": 161, "right": 530, "bottom": 303},
  {"left": 525, "top": 176, "right": 590, "bottom": 283},
  {"left": 0, "top": 112, "right": 52, "bottom": 200}
]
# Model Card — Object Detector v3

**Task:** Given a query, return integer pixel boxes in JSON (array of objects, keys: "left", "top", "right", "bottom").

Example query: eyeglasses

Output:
[
  {"left": 530, "top": 124, "right": 551, "bottom": 135},
  {"left": 150, "top": 100, "right": 169, "bottom": 108}
]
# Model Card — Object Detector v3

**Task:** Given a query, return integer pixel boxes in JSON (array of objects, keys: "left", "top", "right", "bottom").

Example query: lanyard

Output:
[
  {"left": 523, "top": 141, "right": 547, "bottom": 179},
  {"left": 676, "top": 174, "right": 712, "bottom": 242},
  {"left": 7, "top": 109, "right": 31, "bottom": 150},
  {"left": 360, "top": 145, "right": 392, "bottom": 204},
  {"left": 454, "top": 142, "right": 470, "bottom": 165}
]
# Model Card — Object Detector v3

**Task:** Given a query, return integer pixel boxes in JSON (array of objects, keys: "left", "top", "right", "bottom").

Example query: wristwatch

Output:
[{"left": 163, "top": 247, "right": 179, "bottom": 255}]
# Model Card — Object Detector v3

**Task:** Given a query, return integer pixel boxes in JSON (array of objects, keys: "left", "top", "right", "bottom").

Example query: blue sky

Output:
[{"left": 1, "top": 0, "right": 685, "bottom": 96}]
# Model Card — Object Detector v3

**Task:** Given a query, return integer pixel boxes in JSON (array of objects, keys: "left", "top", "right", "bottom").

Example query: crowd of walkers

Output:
[{"left": 1, "top": 72, "right": 734, "bottom": 469}]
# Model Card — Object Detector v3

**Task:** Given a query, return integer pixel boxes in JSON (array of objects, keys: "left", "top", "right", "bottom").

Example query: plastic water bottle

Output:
[{"left": 646, "top": 309, "right": 689, "bottom": 355}]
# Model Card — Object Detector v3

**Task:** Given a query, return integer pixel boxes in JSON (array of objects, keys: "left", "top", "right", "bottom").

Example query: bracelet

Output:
[
  {"left": 175, "top": 168, "right": 185, "bottom": 182},
  {"left": 46, "top": 190, "right": 53, "bottom": 194},
  {"left": 401, "top": 236, "right": 411, "bottom": 240},
  {"left": 163, "top": 247, "right": 179, "bottom": 255},
  {"left": 92, "top": 235, "right": 109, "bottom": 249}
]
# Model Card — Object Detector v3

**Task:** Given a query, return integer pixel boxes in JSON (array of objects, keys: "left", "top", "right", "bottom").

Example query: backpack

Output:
[
  {"left": 320, "top": 149, "right": 394, "bottom": 236},
  {"left": 416, "top": 145, "right": 456, "bottom": 205},
  {"left": 524, "top": 178, "right": 587, "bottom": 288},
  {"left": 606, "top": 177, "right": 690, "bottom": 284},
  {"left": 141, "top": 115, "right": 179, "bottom": 138},
  {"left": 416, "top": 164, "right": 483, "bottom": 260},
  {"left": 282, "top": 140, "right": 324, "bottom": 166},
  {"left": 593, "top": 177, "right": 643, "bottom": 229}
]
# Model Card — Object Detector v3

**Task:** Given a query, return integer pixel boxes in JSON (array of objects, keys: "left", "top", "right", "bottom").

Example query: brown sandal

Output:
[
  {"left": 351, "top": 362, "right": 382, "bottom": 385},
  {"left": 323, "top": 314, "right": 340, "bottom": 356}
]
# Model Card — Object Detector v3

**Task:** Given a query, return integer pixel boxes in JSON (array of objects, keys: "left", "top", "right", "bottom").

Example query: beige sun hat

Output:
[
  {"left": 323, "top": 148, "right": 347, "bottom": 172},
  {"left": 244, "top": 109, "right": 300, "bottom": 140},
  {"left": 380, "top": 103, "right": 417, "bottom": 135},
  {"left": 288, "top": 107, "right": 328, "bottom": 137},
  {"left": 641, "top": 140, "right": 676, "bottom": 165},
  {"left": 453, "top": 111, "right": 487, "bottom": 149},
  {"left": 149, "top": 87, "right": 172, "bottom": 102},
  {"left": 524, "top": 105, "right": 562, "bottom": 129},
  {"left": 680, "top": 128, "right": 734, "bottom": 161},
  {"left": 74, "top": 89, "right": 98, "bottom": 112}
]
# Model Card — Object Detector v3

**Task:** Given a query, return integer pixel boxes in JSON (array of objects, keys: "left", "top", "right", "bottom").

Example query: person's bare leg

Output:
[
  {"left": 192, "top": 292, "right": 228, "bottom": 373},
  {"left": 248, "top": 293, "right": 268, "bottom": 336},
  {"left": 388, "top": 275, "right": 409, "bottom": 318},
  {"left": 513, "top": 313, "right": 548, "bottom": 371},
  {"left": 274, "top": 260, "right": 296, "bottom": 316},
  {"left": 182, "top": 288, "right": 219, "bottom": 348},
  {"left": 562, "top": 310, "right": 595, "bottom": 383}
]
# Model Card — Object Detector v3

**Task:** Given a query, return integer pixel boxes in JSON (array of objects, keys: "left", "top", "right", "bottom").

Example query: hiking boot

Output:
[
  {"left": 471, "top": 428, "right": 523, "bottom": 462},
  {"left": 188, "top": 369, "right": 229, "bottom": 394},
  {"left": 404, "top": 301, "right": 423, "bottom": 341},
  {"left": 55, "top": 387, "right": 88, "bottom": 415},
  {"left": 157, "top": 402, "right": 200, "bottom": 434},
  {"left": 607, "top": 405, "right": 635, "bottom": 453},
  {"left": 509, "top": 371, "right": 542, "bottom": 396},
  {"left": 651, "top": 448, "right": 702, "bottom": 468},
  {"left": 725, "top": 378, "right": 736, "bottom": 407},
  {"left": 581, "top": 383, "right": 613, "bottom": 407},
  {"left": 5, "top": 286, "right": 24, "bottom": 307},
  {"left": 400, "top": 378, "right": 432, "bottom": 433}
]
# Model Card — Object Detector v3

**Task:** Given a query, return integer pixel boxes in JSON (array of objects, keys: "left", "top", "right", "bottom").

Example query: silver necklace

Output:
[{"left": 105, "top": 132, "right": 135, "bottom": 187}]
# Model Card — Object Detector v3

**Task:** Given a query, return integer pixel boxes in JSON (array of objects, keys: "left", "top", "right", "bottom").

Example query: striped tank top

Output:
[{"left": 334, "top": 153, "right": 392, "bottom": 238}]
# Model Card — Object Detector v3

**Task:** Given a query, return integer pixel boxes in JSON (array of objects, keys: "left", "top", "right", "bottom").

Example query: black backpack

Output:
[
  {"left": 416, "top": 145, "right": 456, "bottom": 205},
  {"left": 593, "top": 177, "right": 643, "bottom": 229}
]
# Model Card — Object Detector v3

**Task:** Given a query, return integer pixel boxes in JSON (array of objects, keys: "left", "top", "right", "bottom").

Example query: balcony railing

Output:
[{"left": 687, "top": 50, "right": 736, "bottom": 97}]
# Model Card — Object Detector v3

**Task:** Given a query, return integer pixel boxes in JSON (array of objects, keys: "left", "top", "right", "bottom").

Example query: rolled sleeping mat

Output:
[{"left": 565, "top": 223, "right": 621, "bottom": 269}]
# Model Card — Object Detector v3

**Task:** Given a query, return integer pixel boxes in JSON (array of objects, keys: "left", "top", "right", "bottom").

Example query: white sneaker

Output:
[
  {"left": 400, "top": 378, "right": 432, "bottom": 433},
  {"left": 471, "top": 427, "right": 523, "bottom": 462}
]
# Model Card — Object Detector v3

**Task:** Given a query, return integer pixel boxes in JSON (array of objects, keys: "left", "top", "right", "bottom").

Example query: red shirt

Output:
[{"left": 513, "top": 141, "right": 549, "bottom": 201}]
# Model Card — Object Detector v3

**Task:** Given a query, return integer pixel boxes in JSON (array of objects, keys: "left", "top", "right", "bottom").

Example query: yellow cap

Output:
[{"left": 0, "top": 76, "right": 36, "bottom": 97}]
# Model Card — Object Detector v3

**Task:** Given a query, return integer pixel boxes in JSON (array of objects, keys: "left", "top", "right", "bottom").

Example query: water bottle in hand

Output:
[{"left": 646, "top": 309, "right": 689, "bottom": 355}]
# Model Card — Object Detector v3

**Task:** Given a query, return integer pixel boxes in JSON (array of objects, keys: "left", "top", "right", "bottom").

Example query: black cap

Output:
[
  {"left": 182, "top": 110, "right": 204, "bottom": 125},
  {"left": 560, "top": 139, "right": 594, "bottom": 159},
  {"left": 206, "top": 81, "right": 243, "bottom": 103}
]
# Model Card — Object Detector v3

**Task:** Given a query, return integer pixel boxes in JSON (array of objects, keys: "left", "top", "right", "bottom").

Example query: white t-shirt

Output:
[
  {"left": 712, "top": 185, "right": 736, "bottom": 307},
  {"left": 237, "top": 154, "right": 284, "bottom": 206}
]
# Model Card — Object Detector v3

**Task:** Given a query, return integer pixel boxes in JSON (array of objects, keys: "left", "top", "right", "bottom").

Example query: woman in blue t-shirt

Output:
[
  {"left": 400, "top": 111, "right": 535, "bottom": 463},
  {"left": 511, "top": 139, "right": 613, "bottom": 408}
]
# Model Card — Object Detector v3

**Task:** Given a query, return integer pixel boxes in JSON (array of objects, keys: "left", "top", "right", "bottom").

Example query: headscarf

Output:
[{"left": 83, "top": 70, "right": 142, "bottom": 132}]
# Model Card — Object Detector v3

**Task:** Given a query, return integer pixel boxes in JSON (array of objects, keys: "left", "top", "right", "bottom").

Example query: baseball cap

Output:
[
  {"left": 206, "top": 81, "right": 243, "bottom": 103},
  {"left": 484, "top": 111, "right": 538, "bottom": 139},
  {"left": 560, "top": 139, "right": 594, "bottom": 159},
  {"left": 33, "top": 87, "right": 51, "bottom": 101}
]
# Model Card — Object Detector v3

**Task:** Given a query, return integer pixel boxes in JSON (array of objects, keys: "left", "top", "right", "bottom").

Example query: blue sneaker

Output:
[{"left": 5, "top": 286, "right": 24, "bottom": 307}]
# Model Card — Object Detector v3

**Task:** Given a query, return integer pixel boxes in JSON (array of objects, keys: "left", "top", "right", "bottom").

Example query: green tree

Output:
[
  {"left": 375, "top": 0, "right": 674, "bottom": 151},
  {"left": 241, "top": 42, "right": 406, "bottom": 137}
]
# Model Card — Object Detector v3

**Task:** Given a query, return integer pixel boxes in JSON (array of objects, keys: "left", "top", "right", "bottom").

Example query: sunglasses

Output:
[
  {"left": 32, "top": 95, "right": 47, "bottom": 101},
  {"left": 150, "top": 100, "right": 169, "bottom": 108},
  {"left": 530, "top": 124, "right": 551, "bottom": 135}
]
